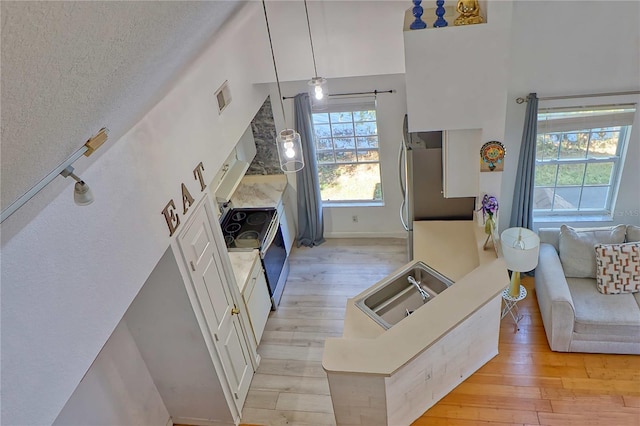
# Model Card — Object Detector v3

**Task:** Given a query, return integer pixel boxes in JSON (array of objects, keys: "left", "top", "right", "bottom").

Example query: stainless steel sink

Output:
[{"left": 355, "top": 261, "right": 453, "bottom": 329}]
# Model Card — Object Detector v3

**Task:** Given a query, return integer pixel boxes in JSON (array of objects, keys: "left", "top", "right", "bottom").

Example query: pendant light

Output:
[
  {"left": 262, "top": 0, "right": 304, "bottom": 173},
  {"left": 304, "top": 0, "right": 328, "bottom": 110}
]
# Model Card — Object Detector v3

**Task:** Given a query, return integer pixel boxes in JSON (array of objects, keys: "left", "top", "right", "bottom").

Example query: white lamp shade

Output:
[
  {"left": 74, "top": 181, "right": 94, "bottom": 206},
  {"left": 276, "top": 129, "right": 305, "bottom": 173},
  {"left": 501, "top": 227, "right": 540, "bottom": 272},
  {"left": 308, "top": 77, "right": 328, "bottom": 110}
]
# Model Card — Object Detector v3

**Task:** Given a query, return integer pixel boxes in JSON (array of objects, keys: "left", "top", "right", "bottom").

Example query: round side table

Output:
[{"left": 501, "top": 285, "right": 527, "bottom": 332}]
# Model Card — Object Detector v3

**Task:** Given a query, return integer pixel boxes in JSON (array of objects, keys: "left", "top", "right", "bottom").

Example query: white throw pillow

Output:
[
  {"left": 559, "top": 224, "right": 627, "bottom": 278},
  {"left": 627, "top": 225, "right": 640, "bottom": 243},
  {"left": 595, "top": 242, "right": 640, "bottom": 294}
]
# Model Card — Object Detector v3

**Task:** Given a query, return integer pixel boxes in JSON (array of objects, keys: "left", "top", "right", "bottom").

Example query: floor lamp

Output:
[{"left": 501, "top": 227, "right": 540, "bottom": 297}]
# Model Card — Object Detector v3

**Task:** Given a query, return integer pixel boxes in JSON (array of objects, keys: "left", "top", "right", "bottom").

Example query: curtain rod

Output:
[
  {"left": 282, "top": 89, "right": 394, "bottom": 100},
  {"left": 516, "top": 90, "right": 640, "bottom": 104}
]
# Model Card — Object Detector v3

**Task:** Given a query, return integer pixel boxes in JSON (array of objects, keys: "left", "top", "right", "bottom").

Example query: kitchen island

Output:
[{"left": 322, "top": 221, "right": 509, "bottom": 426}]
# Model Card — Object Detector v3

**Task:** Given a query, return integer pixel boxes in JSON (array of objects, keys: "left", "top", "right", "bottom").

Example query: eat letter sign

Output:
[{"left": 162, "top": 162, "right": 207, "bottom": 236}]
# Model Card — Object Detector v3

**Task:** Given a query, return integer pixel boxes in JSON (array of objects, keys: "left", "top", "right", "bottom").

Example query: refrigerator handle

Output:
[
  {"left": 398, "top": 139, "right": 406, "bottom": 195},
  {"left": 400, "top": 199, "right": 408, "bottom": 231},
  {"left": 398, "top": 140, "right": 409, "bottom": 231}
]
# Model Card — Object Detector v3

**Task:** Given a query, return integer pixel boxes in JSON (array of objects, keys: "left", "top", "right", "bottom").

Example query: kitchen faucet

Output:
[{"left": 408, "top": 276, "right": 430, "bottom": 301}]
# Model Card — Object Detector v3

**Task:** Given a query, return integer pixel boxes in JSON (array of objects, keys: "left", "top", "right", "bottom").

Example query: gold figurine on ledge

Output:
[{"left": 454, "top": 0, "right": 485, "bottom": 26}]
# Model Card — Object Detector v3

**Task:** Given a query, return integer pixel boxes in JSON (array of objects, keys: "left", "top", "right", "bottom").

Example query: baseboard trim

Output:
[
  {"left": 324, "top": 231, "right": 408, "bottom": 239},
  {"left": 171, "top": 416, "right": 235, "bottom": 426}
]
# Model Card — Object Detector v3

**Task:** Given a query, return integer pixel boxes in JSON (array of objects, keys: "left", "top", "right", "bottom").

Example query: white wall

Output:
[
  {"left": 270, "top": 74, "right": 408, "bottom": 238},
  {"left": 0, "top": 3, "right": 272, "bottom": 424},
  {"left": 500, "top": 0, "right": 640, "bottom": 230},
  {"left": 403, "top": 0, "right": 514, "bottom": 212},
  {"left": 124, "top": 247, "right": 234, "bottom": 425},
  {"left": 53, "top": 322, "right": 170, "bottom": 426},
  {"left": 257, "top": 0, "right": 408, "bottom": 83}
]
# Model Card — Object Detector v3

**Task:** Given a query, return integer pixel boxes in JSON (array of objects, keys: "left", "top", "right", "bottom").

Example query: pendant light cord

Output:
[
  {"left": 303, "top": 0, "right": 318, "bottom": 78},
  {"left": 262, "top": 0, "right": 288, "bottom": 128}
]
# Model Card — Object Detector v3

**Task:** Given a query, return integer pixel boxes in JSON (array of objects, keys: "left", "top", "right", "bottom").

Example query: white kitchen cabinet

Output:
[
  {"left": 211, "top": 149, "right": 246, "bottom": 203},
  {"left": 442, "top": 129, "right": 482, "bottom": 198},
  {"left": 240, "top": 253, "right": 271, "bottom": 347},
  {"left": 278, "top": 185, "right": 296, "bottom": 255},
  {"left": 211, "top": 125, "right": 257, "bottom": 203},
  {"left": 236, "top": 125, "right": 257, "bottom": 164}
]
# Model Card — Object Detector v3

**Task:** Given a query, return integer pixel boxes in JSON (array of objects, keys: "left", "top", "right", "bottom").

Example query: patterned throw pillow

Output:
[{"left": 594, "top": 243, "right": 640, "bottom": 294}]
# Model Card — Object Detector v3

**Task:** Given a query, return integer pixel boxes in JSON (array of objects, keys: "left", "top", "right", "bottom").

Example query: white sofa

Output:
[{"left": 535, "top": 225, "right": 640, "bottom": 354}]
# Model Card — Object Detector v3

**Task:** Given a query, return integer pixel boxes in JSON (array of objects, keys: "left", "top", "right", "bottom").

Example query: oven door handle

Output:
[{"left": 260, "top": 211, "right": 281, "bottom": 258}]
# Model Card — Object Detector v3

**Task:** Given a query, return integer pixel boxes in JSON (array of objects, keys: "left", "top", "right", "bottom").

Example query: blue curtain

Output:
[
  {"left": 510, "top": 93, "right": 539, "bottom": 229},
  {"left": 294, "top": 93, "right": 325, "bottom": 247}
]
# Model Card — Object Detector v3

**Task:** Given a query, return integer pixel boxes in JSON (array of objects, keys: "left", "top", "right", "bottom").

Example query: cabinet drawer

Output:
[
  {"left": 244, "top": 259, "right": 271, "bottom": 345},
  {"left": 244, "top": 257, "right": 262, "bottom": 301}
]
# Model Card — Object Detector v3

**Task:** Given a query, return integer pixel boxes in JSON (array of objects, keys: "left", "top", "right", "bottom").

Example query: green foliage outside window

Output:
[{"left": 313, "top": 109, "right": 382, "bottom": 202}]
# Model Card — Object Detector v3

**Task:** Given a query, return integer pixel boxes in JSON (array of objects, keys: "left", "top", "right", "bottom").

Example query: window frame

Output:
[
  {"left": 311, "top": 100, "right": 383, "bottom": 205},
  {"left": 533, "top": 104, "right": 635, "bottom": 220}
]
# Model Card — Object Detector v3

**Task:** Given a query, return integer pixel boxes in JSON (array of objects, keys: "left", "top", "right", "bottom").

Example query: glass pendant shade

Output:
[
  {"left": 308, "top": 77, "right": 328, "bottom": 110},
  {"left": 276, "top": 129, "right": 304, "bottom": 173},
  {"left": 74, "top": 181, "right": 94, "bottom": 206}
]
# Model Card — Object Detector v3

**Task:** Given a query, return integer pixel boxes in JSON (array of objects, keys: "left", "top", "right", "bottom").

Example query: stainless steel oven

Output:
[{"left": 221, "top": 207, "right": 289, "bottom": 309}]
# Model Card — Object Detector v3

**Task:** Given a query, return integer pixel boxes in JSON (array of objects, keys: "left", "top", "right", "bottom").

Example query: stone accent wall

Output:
[{"left": 247, "top": 96, "right": 283, "bottom": 175}]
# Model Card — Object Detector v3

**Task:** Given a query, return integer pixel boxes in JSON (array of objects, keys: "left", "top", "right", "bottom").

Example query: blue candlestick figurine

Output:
[
  {"left": 410, "top": 0, "right": 427, "bottom": 30},
  {"left": 434, "top": 0, "right": 448, "bottom": 27}
]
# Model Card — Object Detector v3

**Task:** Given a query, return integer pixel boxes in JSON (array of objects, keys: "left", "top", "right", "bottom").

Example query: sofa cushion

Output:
[
  {"left": 538, "top": 228, "right": 560, "bottom": 252},
  {"left": 595, "top": 243, "right": 640, "bottom": 294},
  {"left": 627, "top": 225, "right": 640, "bottom": 242},
  {"left": 567, "top": 277, "right": 640, "bottom": 337},
  {"left": 559, "top": 224, "right": 626, "bottom": 278}
]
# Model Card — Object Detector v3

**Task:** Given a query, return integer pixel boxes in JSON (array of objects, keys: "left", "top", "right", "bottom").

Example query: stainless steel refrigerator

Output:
[{"left": 399, "top": 115, "right": 476, "bottom": 259}]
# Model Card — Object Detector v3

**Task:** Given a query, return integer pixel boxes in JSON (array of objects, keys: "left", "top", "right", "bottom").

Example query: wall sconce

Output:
[
  {"left": 0, "top": 128, "right": 108, "bottom": 223},
  {"left": 60, "top": 166, "right": 94, "bottom": 206}
]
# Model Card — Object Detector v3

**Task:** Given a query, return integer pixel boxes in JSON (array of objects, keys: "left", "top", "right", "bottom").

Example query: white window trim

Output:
[
  {"left": 533, "top": 94, "right": 638, "bottom": 222},
  {"left": 322, "top": 201, "right": 385, "bottom": 208},
  {"left": 312, "top": 102, "right": 383, "bottom": 204}
]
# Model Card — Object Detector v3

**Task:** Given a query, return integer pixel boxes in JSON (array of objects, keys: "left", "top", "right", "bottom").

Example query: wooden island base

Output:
[{"left": 322, "top": 221, "right": 509, "bottom": 425}]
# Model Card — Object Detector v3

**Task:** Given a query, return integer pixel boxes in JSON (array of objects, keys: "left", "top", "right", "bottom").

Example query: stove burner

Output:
[
  {"left": 231, "top": 211, "right": 246, "bottom": 222},
  {"left": 247, "top": 212, "right": 268, "bottom": 226},
  {"left": 224, "top": 223, "right": 241, "bottom": 234},
  {"left": 220, "top": 208, "right": 276, "bottom": 250},
  {"left": 237, "top": 230, "right": 259, "bottom": 240},
  {"left": 235, "top": 230, "right": 260, "bottom": 248}
]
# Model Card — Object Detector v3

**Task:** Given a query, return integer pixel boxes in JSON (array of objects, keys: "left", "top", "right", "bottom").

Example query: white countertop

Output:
[
  {"left": 228, "top": 250, "right": 259, "bottom": 294},
  {"left": 322, "top": 220, "right": 509, "bottom": 375},
  {"left": 230, "top": 174, "right": 288, "bottom": 208}
]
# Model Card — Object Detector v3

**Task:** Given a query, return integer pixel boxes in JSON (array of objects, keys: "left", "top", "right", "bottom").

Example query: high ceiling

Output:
[{"left": 1, "top": 0, "right": 247, "bottom": 216}]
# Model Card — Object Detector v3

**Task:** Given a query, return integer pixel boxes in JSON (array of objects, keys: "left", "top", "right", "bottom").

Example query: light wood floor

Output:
[{"left": 239, "top": 238, "right": 640, "bottom": 426}]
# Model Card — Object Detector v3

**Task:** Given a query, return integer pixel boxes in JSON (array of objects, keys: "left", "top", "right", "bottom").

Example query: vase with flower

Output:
[{"left": 478, "top": 194, "right": 499, "bottom": 250}]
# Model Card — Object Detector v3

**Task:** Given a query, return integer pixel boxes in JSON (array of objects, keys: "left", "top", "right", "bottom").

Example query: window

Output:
[
  {"left": 312, "top": 104, "right": 382, "bottom": 203},
  {"left": 534, "top": 105, "right": 636, "bottom": 217}
]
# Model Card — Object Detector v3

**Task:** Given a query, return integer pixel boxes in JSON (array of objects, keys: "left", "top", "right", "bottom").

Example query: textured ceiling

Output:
[{"left": 1, "top": 0, "right": 246, "bottom": 212}]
